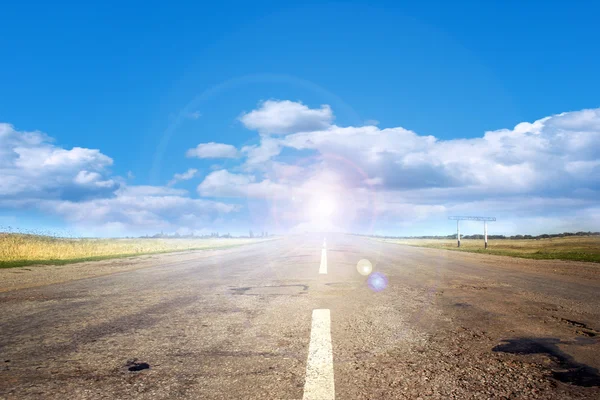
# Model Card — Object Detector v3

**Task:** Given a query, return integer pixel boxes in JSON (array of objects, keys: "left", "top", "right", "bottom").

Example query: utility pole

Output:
[
  {"left": 448, "top": 216, "right": 496, "bottom": 249},
  {"left": 484, "top": 221, "right": 488, "bottom": 249}
]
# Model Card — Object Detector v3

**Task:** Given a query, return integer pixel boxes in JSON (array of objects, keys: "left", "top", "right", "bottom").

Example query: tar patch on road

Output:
[
  {"left": 124, "top": 359, "right": 150, "bottom": 372},
  {"left": 230, "top": 284, "right": 309, "bottom": 296},
  {"left": 493, "top": 338, "right": 600, "bottom": 387}
]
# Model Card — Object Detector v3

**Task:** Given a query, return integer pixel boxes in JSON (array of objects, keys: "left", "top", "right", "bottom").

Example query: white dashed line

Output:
[
  {"left": 319, "top": 248, "right": 327, "bottom": 274},
  {"left": 303, "top": 309, "right": 335, "bottom": 400}
]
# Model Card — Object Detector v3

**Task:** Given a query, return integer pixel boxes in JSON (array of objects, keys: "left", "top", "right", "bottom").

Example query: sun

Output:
[{"left": 308, "top": 195, "right": 337, "bottom": 220}]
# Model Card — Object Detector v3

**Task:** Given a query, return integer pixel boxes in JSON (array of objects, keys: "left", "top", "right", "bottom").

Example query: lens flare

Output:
[
  {"left": 368, "top": 271, "right": 388, "bottom": 292},
  {"left": 356, "top": 259, "right": 373, "bottom": 276}
]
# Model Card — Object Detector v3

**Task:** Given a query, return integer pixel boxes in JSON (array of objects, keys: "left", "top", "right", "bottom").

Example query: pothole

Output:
[
  {"left": 561, "top": 318, "right": 587, "bottom": 328},
  {"left": 576, "top": 329, "right": 597, "bottom": 337},
  {"left": 493, "top": 338, "right": 600, "bottom": 387}
]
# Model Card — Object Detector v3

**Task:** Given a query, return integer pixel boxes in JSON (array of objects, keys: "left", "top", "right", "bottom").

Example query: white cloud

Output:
[
  {"left": 197, "top": 170, "right": 288, "bottom": 198},
  {"left": 37, "top": 187, "right": 239, "bottom": 236},
  {"left": 115, "top": 185, "right": 188, "bottom": 197},
  {"left": 0, "top": 123, "right": 243, "bottom": 236},
  {"left": 196, "top": 105, "right": 600, "bottom": 234},
  {"left": 279, "top": 108, "right": 600, "bottom": 194},
  {"left": 241, "top": 137, "right": 282, "bottom": 167},
  {"left": 186, "top": 142, "right": 239, "bottom": 158},
  {"left": 240, "top": 100, "right": 333, "bottom": 134},
  {"left": 3, "top": 104, "right": 600, "bottom": 236},
  {"left": 0, "top": 123, "right": 117, "bottom": 200},
  {"left": 167, "top": 168, "right": 198, "bottom": 186},
  {"left": 74, "top": 171, "right": 115, "bottom": 188}
]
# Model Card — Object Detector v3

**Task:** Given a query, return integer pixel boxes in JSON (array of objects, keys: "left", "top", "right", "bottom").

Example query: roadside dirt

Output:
[
  {"left": 398, "top": 245, "right": 600, "bottom": 282},
  {"left": 0, "top": 250, "right": 221, "bottom": 293}
]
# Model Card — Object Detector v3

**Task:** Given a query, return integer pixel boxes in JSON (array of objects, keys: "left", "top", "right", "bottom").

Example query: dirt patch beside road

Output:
[
  {"left": 382, "top": 241, "right": 600, "bottom": 283},
  {"left": 383, "top": 241, "right": 600, "bottom": 282},
  {"left": 0, "top": 250, "right": 219, "bottom": 293},
  {"left": 380, "top": 236, "right": 600, "bottom": 263}
]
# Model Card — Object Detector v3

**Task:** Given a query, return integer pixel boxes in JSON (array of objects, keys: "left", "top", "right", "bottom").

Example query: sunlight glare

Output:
[{"left": 309, "top": 196, "right": 336, "bottom": 221}]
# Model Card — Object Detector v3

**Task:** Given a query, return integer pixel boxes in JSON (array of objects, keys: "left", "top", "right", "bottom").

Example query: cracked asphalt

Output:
[{"left": 1, "top": 234, "right": 599, "bottom": 399}]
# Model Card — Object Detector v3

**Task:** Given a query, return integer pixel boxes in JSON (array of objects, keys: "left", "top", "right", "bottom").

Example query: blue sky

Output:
[{"left": 1, "top": 0, "right": 599, "bottom": 236}]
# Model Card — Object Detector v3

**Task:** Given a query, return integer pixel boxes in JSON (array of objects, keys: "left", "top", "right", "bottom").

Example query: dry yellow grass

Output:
[
  {"left": 0, "top": 234, "right": 267, "bottom": 268},
  {"left": 379, "top": 236, "right": 600, "bottom": 263}
]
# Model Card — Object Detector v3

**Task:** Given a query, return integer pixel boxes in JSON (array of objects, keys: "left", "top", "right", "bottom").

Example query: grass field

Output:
[
  {"left": 0, "top": 234, "right": 268, "bottom": 268},
  {"left": 379, "top": 236, "right": 600, "bottom": 263}
]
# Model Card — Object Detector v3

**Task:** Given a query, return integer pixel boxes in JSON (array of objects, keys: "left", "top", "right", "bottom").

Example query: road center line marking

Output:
[
  {"left": 319, "top": 248, "right": 327, "bottom": 274},
  {"left": 303, "top": 309, "right": 335, "bottom": 400}
]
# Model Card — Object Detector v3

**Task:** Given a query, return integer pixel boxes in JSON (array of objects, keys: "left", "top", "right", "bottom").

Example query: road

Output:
[{"left": 1, "top": 234, "right": 599, "bottom": 399}]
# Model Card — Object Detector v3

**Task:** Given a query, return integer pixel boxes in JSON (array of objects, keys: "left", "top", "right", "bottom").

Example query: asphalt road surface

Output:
[{"left": 1, "top": 235, "right": 599, "bottom": 399}]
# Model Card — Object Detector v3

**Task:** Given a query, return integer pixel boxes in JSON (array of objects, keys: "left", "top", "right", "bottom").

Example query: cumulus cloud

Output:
[
  {"left": 186, "top": 142, "right": 239, "bottom": 158},
  {"left": 0, "top": 123, "right": 241, "bottom": 235},
  {"left": 167, "top": 168, "right": 198, "bottom": 186},
  {"left": 197, "top": 170, "right": 288, "bottom": 198},
  {"left": 239, "top": 100, "right": 333, "bottom": 134},
  {"left": 0, "top": 123, "right": 117, "bottom": 200},
  {"left": 3, "top": 103, "right": 600, "bottom": 236},
  {"left": 37, "top": 188, "right": 239, "bottom": 235},
  {"left": 241, "top": 137, "right": 282, "bottom": 167},
  {"left": 199, "top": 104, "right": 600, "bottom": 234},
  {"left": 280, "top": 108, "right": 600, "bottom": 194}
]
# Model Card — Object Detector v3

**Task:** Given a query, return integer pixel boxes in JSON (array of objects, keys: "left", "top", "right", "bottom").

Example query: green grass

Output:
[
  {"left": 0, "top": 234, "right": 268, "bottom": 268},
  {"left": 378, "top": 236, "right": 600, "bottom": 263}
]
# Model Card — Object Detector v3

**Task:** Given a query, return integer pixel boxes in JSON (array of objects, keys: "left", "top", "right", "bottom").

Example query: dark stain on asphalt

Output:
[
  {"left": 230, "top": 284, "right": 309, "bottom": 295},
  {"left": 125, "top": 359, "right": 150, "bottom": 372},
  {"left": 453, "top": 302, "right": 472, "bottom": 308},
  {"left": 493, "top": 338, "right": 600, "bottom": 387}
]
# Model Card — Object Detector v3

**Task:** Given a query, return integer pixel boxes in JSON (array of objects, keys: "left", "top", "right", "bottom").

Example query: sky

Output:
[{"left": 1, "top": 0, "right": 599, "bottom": 237}]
